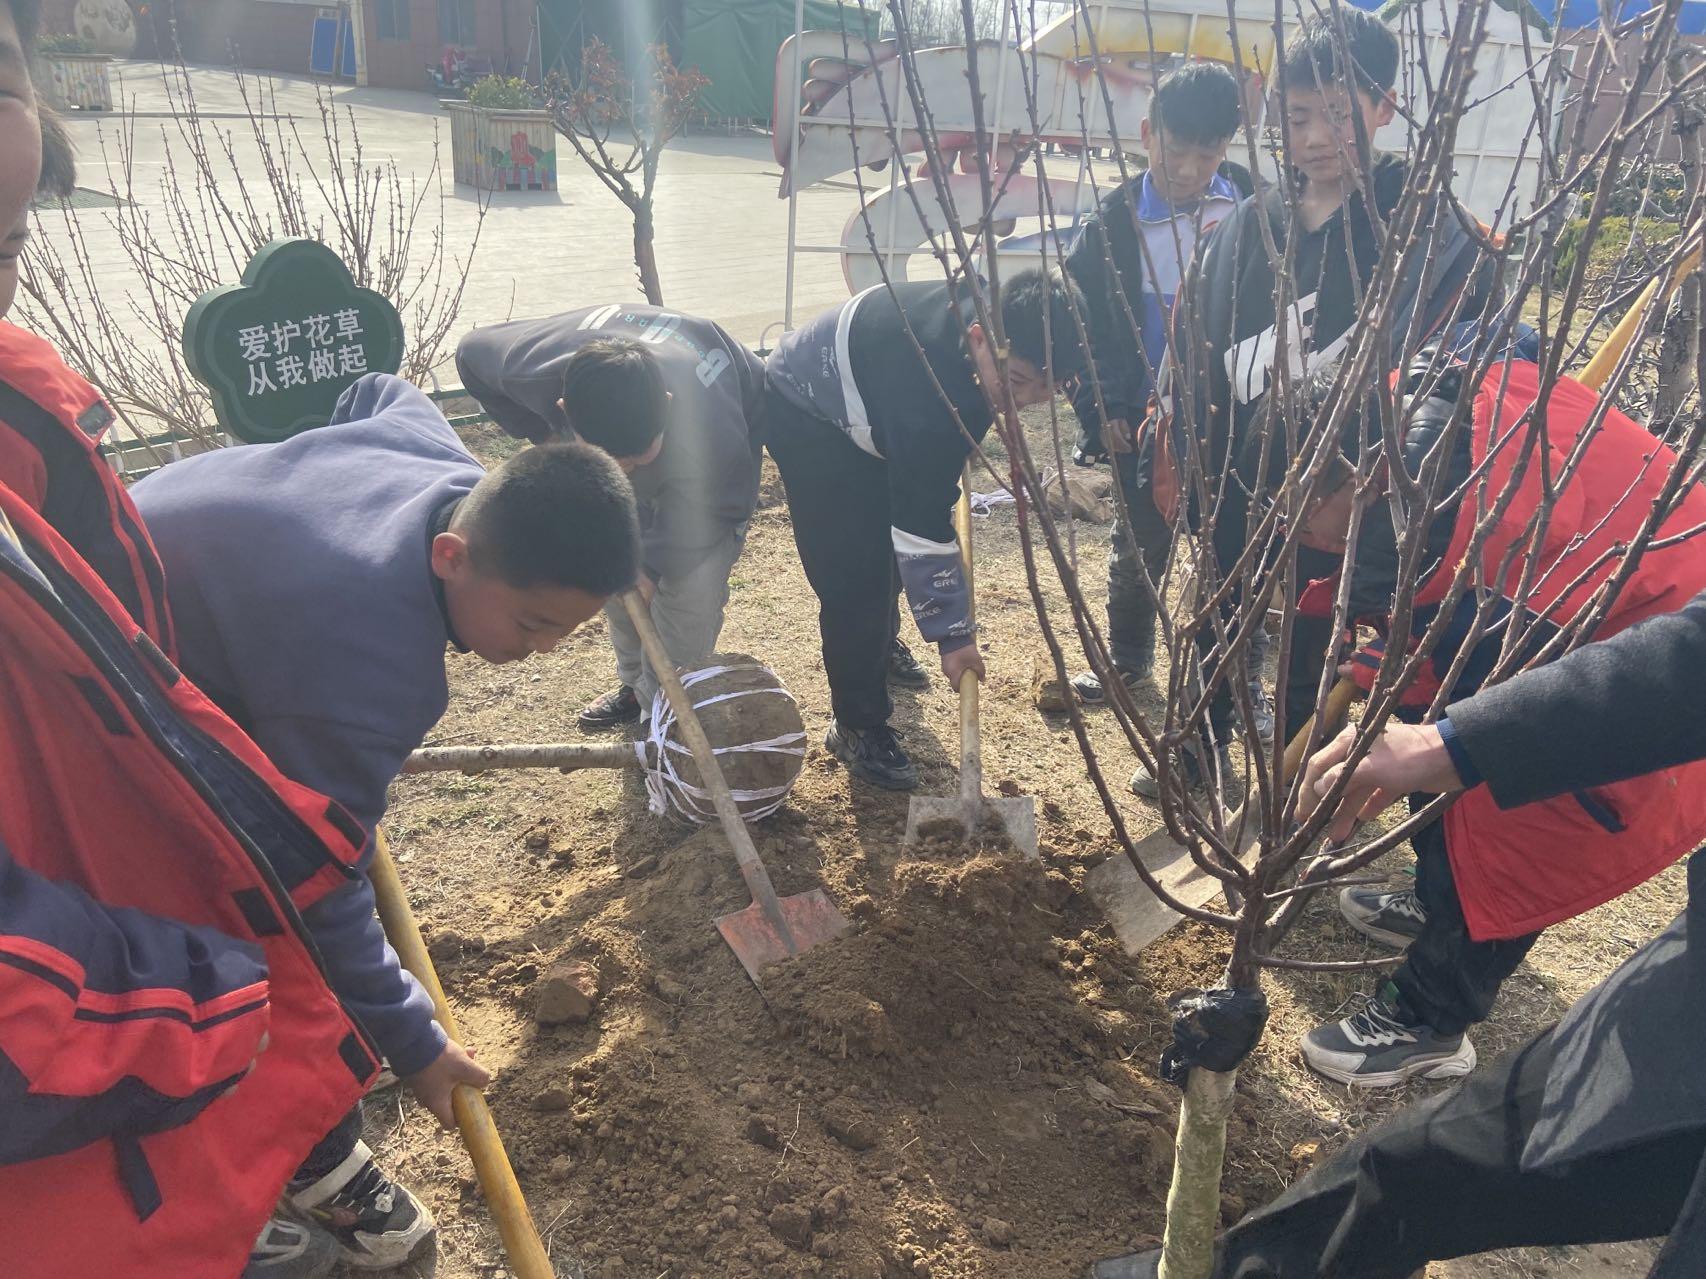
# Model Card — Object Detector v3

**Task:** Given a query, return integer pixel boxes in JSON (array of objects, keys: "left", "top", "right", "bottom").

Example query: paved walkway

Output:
[{"left": 44, "top": 61, "right": 1121, "bottom": 377}]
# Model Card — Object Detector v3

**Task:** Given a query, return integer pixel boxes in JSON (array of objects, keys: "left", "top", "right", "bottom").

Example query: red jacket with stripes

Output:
[{"left": 0, "top": 322, "right": 378, "bottom": 1277}]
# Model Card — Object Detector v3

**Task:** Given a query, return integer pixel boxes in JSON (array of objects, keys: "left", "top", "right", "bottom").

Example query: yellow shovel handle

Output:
[
  {"left": 370, "top": 830, "right": 555, "bottom": 1279},
  {"left": 1579, "top": 240, "right": 1703, "bottom": 392}
]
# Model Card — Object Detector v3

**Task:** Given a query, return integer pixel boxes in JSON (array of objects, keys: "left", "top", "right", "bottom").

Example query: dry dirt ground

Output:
[{"left": 358, "top": 410, "right": 1684, "bottom": 1279}]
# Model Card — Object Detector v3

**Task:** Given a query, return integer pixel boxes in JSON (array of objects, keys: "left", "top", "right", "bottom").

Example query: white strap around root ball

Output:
[{"left": 644, "top": 664, "right": 807, "bottom": 824}]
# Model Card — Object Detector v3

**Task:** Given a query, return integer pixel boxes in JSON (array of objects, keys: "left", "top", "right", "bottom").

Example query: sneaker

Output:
[
  {"left": 1339, "top": 886, "right": 1428, "bottom": 948},
  {"left": 888, "top": 639, "right": 930, "bottom": 689},
  {"left": 1301, "top": 989, "right": 1477, "bottom": 1088},
  {"left": 1232, "top": 681, "right": 1276, "bottom": 745},
  {"left": 578, "top": 684, "right": 641, "bottom": 731},
  {"left": 1130, "top": 741, "right": 1236, "bottom": 801},
  {"left": 825, "top": 721, "right": 918, "bottom": 791},
  {"left": 245, "top": 1218, "right": 339, "bottom": 1278},
  {"left": 1070, "top": 662, "right": 1154, "bottom": 706},
  {"left": 288, "top": 1140, "right": 436, "bottom": 1270}
]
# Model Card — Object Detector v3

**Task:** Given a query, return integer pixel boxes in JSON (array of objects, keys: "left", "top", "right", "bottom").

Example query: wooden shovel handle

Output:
[
  {"left": 401, "top": 741, "right": 638, "bottom": 774},
  {"left": 953, "top": 473, "right": 983, "bottom": 808},
  {"left": 1280, "top": 677, "right": 1359, "bottom": 783},
  {"left": 619, "top": 591, "right": 791, "bottom": 930},
  {"left": 370, "top": 831, "right": 554, "bottom": 1279}
]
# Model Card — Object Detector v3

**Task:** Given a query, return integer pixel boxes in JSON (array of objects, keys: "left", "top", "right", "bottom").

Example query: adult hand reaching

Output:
[{"left": 1300, "top": 720, "right": 1466, "bottom": 842}]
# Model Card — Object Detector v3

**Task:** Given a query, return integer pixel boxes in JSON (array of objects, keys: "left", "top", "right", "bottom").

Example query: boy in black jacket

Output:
[
  {"left": 1063, "top": 62, "right": 1255, "bottom": 715},
  {"left": 765, "top": 270, "right": 1086, "bottom": 789},
  {"left": 1136, "top": 8, "right": 1493, "bottom": 794}
]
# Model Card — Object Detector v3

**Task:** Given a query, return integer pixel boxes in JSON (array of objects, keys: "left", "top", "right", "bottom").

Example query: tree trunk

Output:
[
  {"left": 1157, "top": 1065, "right": 1238, "bottom": 1279},
  {"left": 1654, "top": 58, "right": 1704, "bottom": 435},
  {"left": 633, "top": 199, "right": 664, "bottom": 305},
  {"left": 1652, "top": 274, "right": 1700, "bottom": 438}
]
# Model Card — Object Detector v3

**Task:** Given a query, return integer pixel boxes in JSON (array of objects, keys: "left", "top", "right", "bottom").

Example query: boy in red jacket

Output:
[{"left": 1288, "top": 353, "right": 1706, "bottom": 1088}]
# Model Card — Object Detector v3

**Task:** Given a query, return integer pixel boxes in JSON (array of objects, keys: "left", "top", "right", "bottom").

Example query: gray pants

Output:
[{"left": 605, "top": 523, "right": 748, "bottom": 708}]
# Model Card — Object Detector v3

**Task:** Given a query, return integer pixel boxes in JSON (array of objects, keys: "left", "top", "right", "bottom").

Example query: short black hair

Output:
[
  {"left": 454, "top": 440, "right": 640, "bottom": 596},
  {"left": 1281, "top": 8, "right": 1400, "bottom": 98},
  {"left": 560, "top": 337, "right": 669, "bottom": 459},
  {"left": 1000, "top": 267, "right": 1088, "bottom": 382},
  {"left": 1151, "top": 61, "right": 1243, "bottom": 147},
  {"left": 37, "top": 105, "right": 75, "bottom": 197}
]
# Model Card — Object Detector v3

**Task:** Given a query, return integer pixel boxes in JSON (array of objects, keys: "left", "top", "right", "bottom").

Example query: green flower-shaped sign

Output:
[{"left": 183, "top": 238, "right": 405, "bottom": 444}]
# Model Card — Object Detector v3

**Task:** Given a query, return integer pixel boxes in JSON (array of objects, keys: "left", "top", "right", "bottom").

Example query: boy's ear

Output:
[
  {"left": 1370, "top": 88, "right": 1397, "bottom": 130},
  {"left": 1140, "top": 116, "right": 1153, "bottom": 151},
  {"left": 430, "top": 530, "right": 471, "bottom": 581}
]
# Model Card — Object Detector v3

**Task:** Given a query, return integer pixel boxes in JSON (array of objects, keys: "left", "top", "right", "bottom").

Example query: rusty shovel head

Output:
[
  {"left": 903, "top": 795, "right": 1039, "bottom": 861},
  {"left": 714, "top": 888, "right": 851, "bottom": 986}
]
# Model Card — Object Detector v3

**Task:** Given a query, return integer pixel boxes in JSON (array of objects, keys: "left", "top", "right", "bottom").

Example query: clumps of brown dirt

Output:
[
  {"left": 765, "top": 852, "right": 1076, "bottom": 1069},
  {"left": 907, "top": 815, "right": 1026, "bottom": 860}
]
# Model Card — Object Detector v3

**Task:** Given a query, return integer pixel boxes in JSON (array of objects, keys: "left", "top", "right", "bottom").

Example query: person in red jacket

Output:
[
  {"left": 1286, "top": 350, "right": 1706, "bottom": 1088},
  {"left": 0, "top": 6, "right": 376, "bottom": 1276}
]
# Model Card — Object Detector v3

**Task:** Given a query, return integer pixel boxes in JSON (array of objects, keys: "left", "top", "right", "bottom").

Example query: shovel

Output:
[
  {"left": 1087, "top": 676, "right": 1359, "bottom": 954},
  {"left": 903, "top": 470, "right": 1040, "bottom": 859},
  {"left": 621, "top": 590, "right": 850, "bottom": 984}
]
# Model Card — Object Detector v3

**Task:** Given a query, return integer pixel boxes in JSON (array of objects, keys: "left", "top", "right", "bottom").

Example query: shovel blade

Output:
[
  {"left": 714, "top": 889, "right": 851, "bottom": 985},
  {"left": 1086, "top": 805, "right": 1259, "bottom": 955},
  {"left": 903, "top": 795, "right": 1039, "bottom": 860}
]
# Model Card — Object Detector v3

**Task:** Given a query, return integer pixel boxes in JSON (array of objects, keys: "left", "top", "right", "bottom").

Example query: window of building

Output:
[
  {"left": 438, "top": 0, "right": 477, "bottom": 47},
  {"left": 375, "top": 0, "right": 411, "bottom": 41}
]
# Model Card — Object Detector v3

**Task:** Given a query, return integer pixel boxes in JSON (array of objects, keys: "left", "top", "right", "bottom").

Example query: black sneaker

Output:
[
  {"left": 825, "top": 721, "right": 918, "bottom": 791},
  {"left": 578, "top": 684, "right": 641, "bottom": 731},
  {"left": 1070, "top": 663, "right": 1153, "bottom": 705},
  {"left": 245, "top": 1218, "right": 338, "bottom": 1278},
  {"left": 1339, "top": 886, "right": 1428, "bottom": 948},
  {"left": 1301, "top": 989, "right": 1476, "bottom": 1088},
  {"left": 888, "top": 639, "right": 930, "bottom": 689},
  {"left": 1130, "top": 741, "right": 1237, "bottom": 802},
  {"left": 288, "top": 1140, "right": 436, "bottom": 1269}
]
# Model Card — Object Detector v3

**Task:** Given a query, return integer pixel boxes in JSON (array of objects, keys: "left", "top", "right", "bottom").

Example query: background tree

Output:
[{"left": 546, "top": 39, "right": 708, "bottom": 306}]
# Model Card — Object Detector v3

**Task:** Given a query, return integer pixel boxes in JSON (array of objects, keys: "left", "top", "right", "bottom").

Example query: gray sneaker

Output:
[
  {"left": 1339, "top": 886, "right": 1428, "bottom": 948},
  {"left": 1071, "top": 663, "right": 1154, "bottom": 705},
  {"left": 1302, "top": 991, "right": 1476, "bottom": 1088},
  {"left": 1130, "top": 742, "right": 1236, "bottom": 801}
]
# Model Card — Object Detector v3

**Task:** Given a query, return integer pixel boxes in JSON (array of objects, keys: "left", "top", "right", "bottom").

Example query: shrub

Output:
[
  {"left": 466, "top": 75, "right": 539, "bottom": 111},
  {"left": 1554, "top": 214, "right": 1678, "bottom": 294},
  {"left": 37, "top": 33, "right": 93, "bottom": 56}
]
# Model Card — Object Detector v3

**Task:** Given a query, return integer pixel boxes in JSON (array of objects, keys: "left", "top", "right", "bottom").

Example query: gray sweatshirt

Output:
[{"left": 456, "top": 306, "right": 765, "bottom": 582}]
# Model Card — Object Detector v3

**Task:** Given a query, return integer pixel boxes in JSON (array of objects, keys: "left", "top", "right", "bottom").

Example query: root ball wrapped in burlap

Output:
[{"left": 644, "top": 654, "right": 806, "bottom": 824}]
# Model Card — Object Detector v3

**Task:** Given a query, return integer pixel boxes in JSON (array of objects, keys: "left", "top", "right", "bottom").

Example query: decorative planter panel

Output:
[
  {"left": 445, "top": 103, "right": 557, "bottom": 192},
  {"left": 43, "top": 54, "right": 113, "bottom": 111}
]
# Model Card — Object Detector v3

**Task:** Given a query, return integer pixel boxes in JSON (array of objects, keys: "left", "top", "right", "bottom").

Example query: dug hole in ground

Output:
[{"left": 370, "top": 411, "right": 1686, "bottom": 1279}]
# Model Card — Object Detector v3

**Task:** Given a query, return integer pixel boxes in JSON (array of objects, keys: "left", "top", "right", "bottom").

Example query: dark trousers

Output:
[
  {"left": 1107, "top": 448, "right": 1172, "bottom": 676},
  {"left": 1391, "top": 812, "right": 1542, "bottom": 1036},
  {"left": 765, "top": 391, "right": 902, "bottom": 731},
  {"left": 1198, "top": 484, "right": 1338, "bottom": 745},
  {"left": 294, "top": 1104, "right": 363, "bottom": 1186},
  {"left": 1210, "top": 1026, "right": 1705, "bottom": 1277}
]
